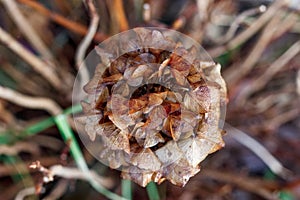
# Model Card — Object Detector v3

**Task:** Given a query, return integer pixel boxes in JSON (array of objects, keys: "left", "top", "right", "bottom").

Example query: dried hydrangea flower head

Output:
[{"left": 76, "top": 27, "right": 227, "bottom": 187}]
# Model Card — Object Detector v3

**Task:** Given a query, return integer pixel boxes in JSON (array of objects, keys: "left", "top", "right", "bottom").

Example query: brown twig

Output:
[
  {"left": 214, "top": 5, "right": 267, "bottom": 44},
  {"left": 227, "top": 0, "right": 287, "bottom": 50},
  {"left": 208, "top": 0, "right": 287, "bottom": 58},
  {"left": 31, "top": 135, "right": 64, "bottom": 152},
  {"left": 0, "top": 27, "right": 62, "bottom": 90},
  {"left": 0, "top": 141, "right": 40, "bottom": 156},
  {"left": 0, "top": 157, "right": 60, "bottom": 177},
  {"left": 43, "top": 180, "right": 69, "bottom": 200},
  {"left": 0, "top": 100, "right": 16, "bottom": 124},
  {"left": 15, "top": 187, "right": 36, "bottom": 200},
  {"left": 272, "top": 12, "right": 298, "bottom": 40},
  {"left": 30, "top": 161, "right": 114, "bottom": 189},
  {"left": 236, "top": 40, "right": 300, "bottom": 103},
  {"left": 17, "top": 0, "right": 107, "bottom": 42},
  {"left": 76, "top": 0, "right": 100, "bottom": 69},
  {"left": 265, "top": 108, "right": 300, "bottom": 131},
  {"left": 224, "top": 9, "right": 283, "bottom": 88},
  {"left": 202, "top": 168, "right": 279, "bottom": 200},
  {"left": 75, "top": 0, "right": 99, "bottom": 91},
  {"left": 1, "top": 0, "right": 55, "bottom": 62},
  {"left": 112, "top": 0, "right": 129, "bottom": 31},
  {"left": 1, "top": 63, "right": 47, "bottom": 96},
  {"left": 297, "top": 70, "right": 300, "bottom": 96},
  {"left": 0, "top": 86, "right": 62, "bottom": 115},
  {"left": 143, "top": 3, "right": 151, "bottom": 22},
  {"left": 225, "top": 123, "right": 292, "bottom": 179}
]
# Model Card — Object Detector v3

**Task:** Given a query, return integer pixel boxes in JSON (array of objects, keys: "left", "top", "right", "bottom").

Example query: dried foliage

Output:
[
  {"left": 82, "top": 28, "right": 227, "bottom": 187},
  {"left": 0, "top": 0, "right": 299, "bottom": 199}
]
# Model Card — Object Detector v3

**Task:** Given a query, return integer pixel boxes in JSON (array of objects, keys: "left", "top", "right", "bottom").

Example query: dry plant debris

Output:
[{"left": 82, "top": 28, "right": 227, "bottom": 187}]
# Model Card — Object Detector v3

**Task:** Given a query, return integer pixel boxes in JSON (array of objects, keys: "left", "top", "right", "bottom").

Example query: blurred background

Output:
[{"left": 0, "top": 0, "right": 299, "bottom": 199}]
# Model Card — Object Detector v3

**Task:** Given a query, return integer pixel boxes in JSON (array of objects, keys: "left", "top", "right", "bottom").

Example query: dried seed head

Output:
[{"left": 74, "top": 27, "right": 227, "bottom": 187}]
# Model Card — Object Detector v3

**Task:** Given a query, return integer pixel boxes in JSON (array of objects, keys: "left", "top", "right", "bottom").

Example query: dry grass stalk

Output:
[
  {"left": 0, "top": 27, "right": 62, "bottom": 90},
  {"left": 17, "top": 0, "right": 107, "bottom": 42},
  {"left": 1, "top": 0, "right": 55, "bottom": 62},
  {"left": 0, "top": 86, "right": 62, "bottom": 115}
]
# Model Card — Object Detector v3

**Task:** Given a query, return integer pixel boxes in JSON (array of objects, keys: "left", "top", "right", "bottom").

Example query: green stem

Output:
[
  {"left": 54, "top": 114, "right": 126, "bottom": 200},
  {"left": 122, "top": 179, "right": 132, "bottom": 200},
  {"left": 0, "top": 104, "right": 82, "bottom": 144},
  {"left": 146, "top": 182, "right": 160, "bottom": 200}
]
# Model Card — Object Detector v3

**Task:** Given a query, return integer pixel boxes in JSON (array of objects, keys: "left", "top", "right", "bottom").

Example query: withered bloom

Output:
[{"left": 81, "top": 28, "right": 227, "bottom": 187}]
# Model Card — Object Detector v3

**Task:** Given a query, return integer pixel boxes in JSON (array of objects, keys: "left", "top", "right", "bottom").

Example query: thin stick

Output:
[
  {"left": 0, "top": 86, "right": 62, "bottom": 115},
  {"left": 54, "top": 115, "right": 125, "bottom": 200},
  {"left": 76, "top": 0, "right": 100, "bottom": 69},
  {"left": 1, "top": 0, "right": 54, "bottom": 62},
  {"left": 227, "top": 0, "right": 287, "bottom": 49},
  {"left": 113, "top": 0, "right": 129, "bottom": 31},
  {"left": 297, "top": 70, "right": 300, "bottom": 96},
  {"left": 17, "top": 0, "right": 107, "bottom": 42},
  {"left": 236, "top": 40, "right": 300, "bottom": 102},
  {"left": 75, "top": 0, "right": 99, "bottom": 90},
  {"left": 265, "top": 108, "right": 300, "bottom": 131},
  {"left": 0, "top": 157, "right": 60, "bottom": 177},
  {"left": 209, "top": 0, "right": 287, "bottom": 57},
  {"left": 29, "top": 161, "right": 114, "bottom": 189},
  {"left": 51, "top": 165, "right": 114, "bottom": 188},
  {"left": 224, "top": 9, "right": 283, "bottom": 87},
  {"left": 2, "top": 63, "right": 46, "bottom": 96},
  {"left": 202, "top": 169, "right": 278, "bottom": 200},
  {"left": 0, "top": 141, "right": 39, "bottom": 156},
  {"left": 225, "top": 123, "right": 292, "bottom": 179},
  {"left": 272, "top": 12, "right": 298, "bottom": 40},
  {"left": 43, "top": 180, "right": 69, "bottom": 200},
  {"left": 0, "top": 27, "right": 62, "bottom": 90},
  {"left": 216, "top": 5, "right": 267, "bottom": 44},
  {"left": 14, "top": 187, "right": 36, "bottom": 200}
]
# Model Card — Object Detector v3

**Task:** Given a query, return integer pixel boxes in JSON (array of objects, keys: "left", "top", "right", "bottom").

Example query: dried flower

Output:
[{"left": 81, "top": 28, "right": 227, "bottom": 187}]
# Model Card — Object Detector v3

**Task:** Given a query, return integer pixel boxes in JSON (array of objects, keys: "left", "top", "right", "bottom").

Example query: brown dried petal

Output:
[
  {"left": 155, "top": 141, "right": 183, "bottom": 165},
  {"left": 129, "top": 98, "right": 147, "bottom": 113},
  {"left": 170, "top": 116, "right": 195, "bottom": 141},
  {"left": 170, "top": 68, "right": 189, "bottom": 87},
  {"left": 131, "top": 148, "right": 161, "bottom": 171},
  {"left": 102, "top": 129, "right": 130, "bottom": 153},
  {"left": 178, "top": 137, "right": 215, "bottom": 167},
  {"left": 183, "top": 93, "right": 201, "bottom": 113},
  {"left": 163, "top": 158, "right": 200, "bottom": 187},
  {"left": 144, "top": 132, "right": 165, "bottom": 148},
  {"left": 100, "top": 149, "right": 126, "bottom": 169},
  {"left": 148, "top": 92, "right": 167, "bottom": 107},
  {"left": 94, "top": 86, "right": 109, "bottom": 110},
  {"left": 95, "top": 46, "right": 114, "bottom": 66},
  {"left": 101, "top": 73, "right": 123, "bottom": 84},
  {"left": 131, "top": 64, "right": 148, "bottom": 78},
  {"left": 193, "top": 85, "right": 211, "bottom": 112},
  {"left": 133, "top": 53, "right": 157, "bottom": 64},
  {"left": 169, "top": 47, "right": 191, "bottom": 76},
  {"left": 121, "top": 166, "right": 155, "bottom": 187},
  {"left": 187, "top": 73, "right": 203, "bottom": 84},
  {"left": 146, "top": 105, "right": 167, "bottom": 129}
]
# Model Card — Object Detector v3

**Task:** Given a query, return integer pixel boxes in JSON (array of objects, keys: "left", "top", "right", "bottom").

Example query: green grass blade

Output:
[
  {"left": 122, "top": 179, "right": 132, "bottom": 200},
  {"left": 2, "top": 155, "right": 35, "bottom": 198},
  {"left": 146, "top": 182, "right": 160, "bottom": 200},
  {"left": 0, "top": 104, "right": 82, "bottom": 144},
  {"left": 22, "top": 117, "right": 55, "bottom": 137},
  {"left": 54, "top": 114, "right": 126, "bottom": 200}
]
